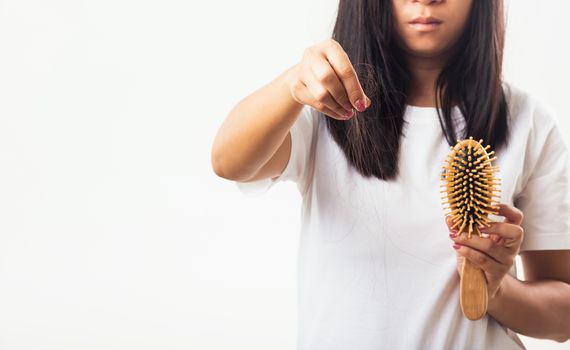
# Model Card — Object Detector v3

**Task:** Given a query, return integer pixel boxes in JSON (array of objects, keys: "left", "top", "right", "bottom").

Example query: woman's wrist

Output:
[
  {"left": 278, "top": 63, "right": 304, "bottom": 108},
  {"left": 487, "top": 273, "right": 514, "bottom": 316}
]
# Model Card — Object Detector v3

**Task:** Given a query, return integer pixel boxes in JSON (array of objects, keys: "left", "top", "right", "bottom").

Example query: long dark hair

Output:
[{"left": 326, "top": 0, "right": 509, "bottom": 181}]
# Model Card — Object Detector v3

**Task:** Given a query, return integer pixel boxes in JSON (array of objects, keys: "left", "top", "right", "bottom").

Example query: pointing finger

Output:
[
  {"left": 495, "top": 203, "right": 524, "bottom": 226},
  {"left": 323, "top": 41, "right": 369, "bottom": 112}
]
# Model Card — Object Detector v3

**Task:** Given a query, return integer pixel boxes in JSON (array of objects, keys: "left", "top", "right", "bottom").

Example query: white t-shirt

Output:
[{"left": 235, "top": 82, "right": 570, "bottom": 350}]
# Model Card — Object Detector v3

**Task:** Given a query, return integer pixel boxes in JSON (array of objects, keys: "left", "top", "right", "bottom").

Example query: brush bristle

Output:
[{"left": 440, "top": 136, "right": 501, "bottom": 238}]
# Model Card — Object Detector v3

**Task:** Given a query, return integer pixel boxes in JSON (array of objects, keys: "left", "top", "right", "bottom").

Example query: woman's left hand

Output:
[{"left": 445, "top": 203, "right": 525, "bottom": 300}]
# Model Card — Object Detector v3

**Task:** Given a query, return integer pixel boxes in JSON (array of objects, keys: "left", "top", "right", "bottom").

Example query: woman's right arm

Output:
[
  {"left": 211, "top": 39, "right": 370, "bottom": 182},
  {"left": 211, "top": 65, "right": 304, "bottom": 182}
]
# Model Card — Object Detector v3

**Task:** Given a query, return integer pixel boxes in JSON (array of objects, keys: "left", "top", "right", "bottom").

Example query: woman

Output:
[{"left": 211, "top": 0, "right": 570, "bottom": 348}]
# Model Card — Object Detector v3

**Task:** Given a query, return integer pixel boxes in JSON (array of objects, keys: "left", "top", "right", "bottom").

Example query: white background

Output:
[{"left": 0, "top": 0, "right": 568, "bottom": 349}]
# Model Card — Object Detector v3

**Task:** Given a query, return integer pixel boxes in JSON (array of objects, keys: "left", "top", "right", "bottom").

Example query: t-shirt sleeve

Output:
[
  {"left": 515, "top": 106, "right": 570, "bottom": 252},
  {"left": 234, "top": 104, "right": 319, "bottom": 196}
]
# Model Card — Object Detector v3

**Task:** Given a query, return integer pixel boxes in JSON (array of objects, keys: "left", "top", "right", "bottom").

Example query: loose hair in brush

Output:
[{"left": 325, "top": 0, "right": 510, "bottom": 181}]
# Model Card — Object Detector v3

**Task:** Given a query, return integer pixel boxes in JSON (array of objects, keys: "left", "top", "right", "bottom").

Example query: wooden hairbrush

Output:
[{"left": 441, "top": 136, "right": 501, "bottom": 320}]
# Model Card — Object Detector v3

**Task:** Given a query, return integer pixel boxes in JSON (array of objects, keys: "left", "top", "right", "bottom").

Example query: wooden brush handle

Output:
[{"left": 459, "top": 253, "right": 488, "bottom": 320}]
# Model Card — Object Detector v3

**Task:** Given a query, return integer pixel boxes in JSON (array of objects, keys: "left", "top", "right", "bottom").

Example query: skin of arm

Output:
[
  {"left": 486, "top": 250, "right": 570, "bottom": 343},
  {"left": 211, "top": 64, "right": 303, "bottom": 182}
]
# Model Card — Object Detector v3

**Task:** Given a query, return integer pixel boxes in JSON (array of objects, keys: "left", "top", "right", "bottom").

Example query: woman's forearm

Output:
[
  {"left": 487, "top": 273, "right": 570, "bottom": 342},
  {"left": 211, "top": 65, "right": 303, "bottom": 181}
]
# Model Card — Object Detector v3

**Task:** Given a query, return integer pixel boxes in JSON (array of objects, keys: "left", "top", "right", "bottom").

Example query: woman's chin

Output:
[{"left": 404, "top": 44, "right": 452, "bottom": 59}]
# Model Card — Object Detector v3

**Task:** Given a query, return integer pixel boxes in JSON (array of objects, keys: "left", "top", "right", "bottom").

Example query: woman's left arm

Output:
[
  {"left": 446, "top": 204, "right": 570, "bottom": 343},
  {"left": 488, "top": 250, "right": 570, "bottom": 343}
]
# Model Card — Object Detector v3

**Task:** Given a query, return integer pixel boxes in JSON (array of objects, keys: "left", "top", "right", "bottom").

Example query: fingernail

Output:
[
  {"left": 355, "top": 99, "right": 365, "bottom": 112},
  {"left": 452, "top": 243, "right": 461, "bottom": 250},
  {"left": 343, "top": 103, "right": 353, "bottom": 112},
  {"left": 449, "top": 232, "right": 457, "bottom": 238},
  {"left": 343, "top": 109, "right": 354, "bottom": 118}
]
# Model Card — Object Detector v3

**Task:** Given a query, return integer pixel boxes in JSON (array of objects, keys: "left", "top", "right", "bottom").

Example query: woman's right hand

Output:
[{"left": 285, "top": 39, "right": 371, "bottom": 120}]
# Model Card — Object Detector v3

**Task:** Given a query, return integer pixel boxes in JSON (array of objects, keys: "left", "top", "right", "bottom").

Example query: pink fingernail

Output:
[
  {"left": 452, "top": 243, "right": 461, "bottom": 250},
  {"left": 355, "top": 99, "right": 365, "bottom": 111}
]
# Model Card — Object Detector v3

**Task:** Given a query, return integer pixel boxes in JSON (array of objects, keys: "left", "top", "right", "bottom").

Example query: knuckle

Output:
[
  {"left": 337, "top": 65, "right": 355, "bottom": 79},
  {"left": 327, "top": 38, "right": 340, "bottom": 49},
  {"left": 314, "top": 88, "right": 329, "bottom": 102},
  {"left": 315, "top": 69, "right": 335, "bottom": 84}
]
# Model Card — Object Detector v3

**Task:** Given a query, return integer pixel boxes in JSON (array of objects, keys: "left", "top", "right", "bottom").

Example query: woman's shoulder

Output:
[{"left": 502, "top": 80, "right": 560, "bottom": 130}]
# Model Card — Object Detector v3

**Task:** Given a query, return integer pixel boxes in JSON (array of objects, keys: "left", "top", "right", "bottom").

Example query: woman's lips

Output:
[{"left": 409, "top": 16, "right": 443, "bottom": 32}]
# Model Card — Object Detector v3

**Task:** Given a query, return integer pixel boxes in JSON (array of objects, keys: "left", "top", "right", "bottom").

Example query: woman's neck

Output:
[{"left": 405, "top": 51, "right": 451, "bottom": 107}]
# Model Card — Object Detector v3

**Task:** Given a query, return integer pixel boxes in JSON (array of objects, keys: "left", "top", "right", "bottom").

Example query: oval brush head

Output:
[{"left": 441, "top": 136, "right": 502, "bottom": 320}]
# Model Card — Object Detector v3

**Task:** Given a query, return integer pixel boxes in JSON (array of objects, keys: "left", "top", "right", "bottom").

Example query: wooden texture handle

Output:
[{"left": 459, "top": 255, "right": 488, "bottom": 320}]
